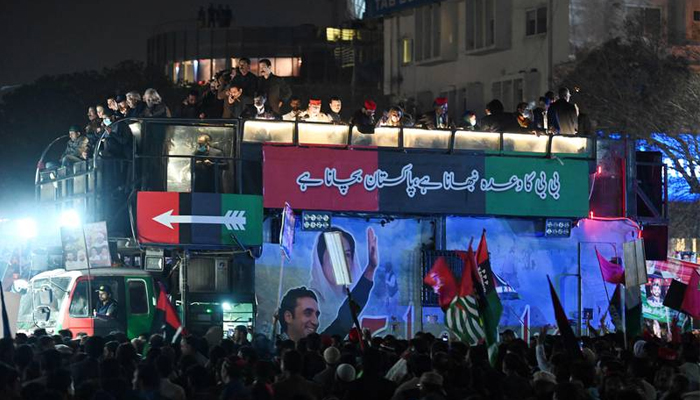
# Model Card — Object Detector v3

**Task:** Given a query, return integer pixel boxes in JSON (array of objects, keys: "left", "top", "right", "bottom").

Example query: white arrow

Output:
[{"left": 153, "top": 210, "right": 247, "bottom": 231}]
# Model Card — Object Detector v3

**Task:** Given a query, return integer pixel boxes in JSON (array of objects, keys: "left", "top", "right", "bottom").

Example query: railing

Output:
[{"left": 240, "top": 119, "right": 596, "bottom": 159}]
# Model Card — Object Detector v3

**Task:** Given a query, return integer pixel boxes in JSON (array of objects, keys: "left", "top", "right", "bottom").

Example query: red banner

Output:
[{"left": 263, "top": 146, "right": 378, "bottom": 211}]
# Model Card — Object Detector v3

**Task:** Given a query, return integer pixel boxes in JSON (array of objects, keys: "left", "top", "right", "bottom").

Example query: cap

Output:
[
  {"left": 336, "top": 363, "right": 356, "bottom": 382},
  {"left": 419, "top": 371, "right": 444, "bottom": 387},
  {"left": 533, "top": 371, "right": 557, "bottom": 384},
  {"left": 68, "top": 125, "right": 81, "bottom": 133},
  {"left": 115, "top": 95, "right": 126, "bottom": 103},
  {"left": 434, "top": 97, "right": 448, "bottom": 106},
  {"left": 323, "top": 346, "right": 341, "bottom": 365},
  {"left": 95, "top": 285, "right": 112, "bottom": 294},
  {"left": 309, "top": 99, "right": 322, "bottom": 106},
  {"left": 364, "top": 100, "right": 377, "bottom": 111}
]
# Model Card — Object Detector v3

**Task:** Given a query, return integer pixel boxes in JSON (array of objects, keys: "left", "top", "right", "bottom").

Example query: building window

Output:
[
  {"left": 402, "top": 38, "right": 413, "bottom": 65},
  {"left": 492, "top": 78, "right": 524, "bottom": 112},
  {"left": 415, "top": 4, "right": 441, "bottom": 61},
  {"left": 526, "top": 7, "right": 547, "bottom": 36},
  {"left": 466, "top": 0, "right": 495, "bottom": 51},
  {"left": 625, "top": 6, "right": 662, "bottom": 39},
  {"left": 694, "top": 11, "right": 700, "bottom": 22}
]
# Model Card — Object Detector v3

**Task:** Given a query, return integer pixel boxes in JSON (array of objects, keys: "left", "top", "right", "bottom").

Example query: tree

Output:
[{"left": 560, "top": 38, "right": 700, "bottom": 196}]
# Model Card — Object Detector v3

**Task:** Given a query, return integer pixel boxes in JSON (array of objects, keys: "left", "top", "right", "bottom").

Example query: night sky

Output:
[{"left": 0, "top": 0, "right": 201, "bottom": 87}]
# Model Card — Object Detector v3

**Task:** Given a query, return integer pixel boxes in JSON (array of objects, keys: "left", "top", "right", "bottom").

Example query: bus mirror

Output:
[{"left": 34, "top": 306, "right": 51, "bottom": 322}]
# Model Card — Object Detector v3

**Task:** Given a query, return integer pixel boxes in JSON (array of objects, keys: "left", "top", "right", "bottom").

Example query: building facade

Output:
[{"left": 378, "top": 0, "right": 700, "bottom": 117}]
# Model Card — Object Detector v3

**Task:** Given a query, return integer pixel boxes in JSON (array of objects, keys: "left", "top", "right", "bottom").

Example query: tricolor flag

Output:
[
  {"left": 154, "top": 282, "right": 186, "bottom": 343},
  {"left": 447, "top": 245, "right": 485, "bottom": 345},
  {"left": 608, "top": 284, "right": 623, "bottom": 331},
  {"left": 476, "top": 230, "right": 503, "bottom": 366}
]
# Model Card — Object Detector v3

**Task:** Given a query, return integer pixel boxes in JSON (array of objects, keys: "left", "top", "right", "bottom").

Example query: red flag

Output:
[
  {"left": 521, "top": 305, "right": 530, "bottom": 341},
  {"left": 155, "top": 282, "right": 186, "bottom": 342},
  {"left": 681, "top": 269, "right": 700, "bottom": 319},
  {"left": 595, "top": 248, "right": 625, "bottom": 284},
  {"left": 424, "top": 257, "right": 457, "bottom": 311},
  {"left": 455, "top": 244, "right": 480, "bottom": 297},
  {"left": 547, "top": 276, "right": 582, "bottom": 359}
]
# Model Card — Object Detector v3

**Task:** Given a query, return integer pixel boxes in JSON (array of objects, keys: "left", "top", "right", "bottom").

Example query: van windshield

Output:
[{"left": 17, "top": 277, "right": 71, "bottom": 332}]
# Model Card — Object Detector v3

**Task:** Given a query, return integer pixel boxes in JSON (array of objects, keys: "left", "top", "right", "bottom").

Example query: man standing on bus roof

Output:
[{"left": 95, "top": 285, "right": 118, "bottom": 318}]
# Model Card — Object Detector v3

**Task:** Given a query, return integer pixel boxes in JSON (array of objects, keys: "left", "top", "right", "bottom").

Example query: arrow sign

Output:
[{"left": 153, "top": 209, "right": 247, "bottom": 231}]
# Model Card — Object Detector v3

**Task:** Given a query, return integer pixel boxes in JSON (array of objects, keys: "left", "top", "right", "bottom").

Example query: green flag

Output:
[{"left": 476, "top": 230, "right": 503, "bottom": 366}]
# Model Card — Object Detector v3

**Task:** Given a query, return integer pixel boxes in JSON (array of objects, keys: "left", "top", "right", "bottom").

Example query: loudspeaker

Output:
[
  {"left": 636, "top": 151, "right": 663, "bottom": 218},
  {"left": 641, "top": 224, "right": 668, "bottom": 261}
]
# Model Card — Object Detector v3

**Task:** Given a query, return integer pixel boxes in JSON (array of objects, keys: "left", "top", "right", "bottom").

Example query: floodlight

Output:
[
  {"left": 59, "top": 209, "right": 81, "bottom": 228},
  {"left": 323, "top": 231, "right": 352, "bottom": 286},
  {"left": 222, "top": 302, "right": 232, "bottom": 311},
  {"left": 17, "top": 218, "right": 38, "bottom": 239}
]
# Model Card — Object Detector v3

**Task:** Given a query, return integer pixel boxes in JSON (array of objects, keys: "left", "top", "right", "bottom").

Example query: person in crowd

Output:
[
  {"left": 532, "top": 96, "right": 549, "bottom": 131},
  {"left": 232, "top": 325, "right": 250, "bottom": 349},
  {"left": 301, "top": 98, "right": 332, "bottom": 122},
  {"left": 116, "top": 94, "right": 129, "bottom": 119},
  {"left": 193, "top": 133, "right": 226, "bottom": 193},
  {"left": 459, "top": 110, "right": 479, "bottom": 130},
  {"left": 231, "top": 57, "right": 257, "bottom": 104},
  {"left": 328, "top": 96, "right": 345, "bottom": 124},
  {"left": 377, "top": 106, "right": 411, "bottom": 127},
  {"left": 272, "top": 350, "right": 323, "bottom": 400},
  {"left": 176, "top": 90, "right": 200, "bottom": 119},
  {"left": 313, "top": 346, "right": 341, "bottom": 396},
  {"left": 351, "top": 99, "right": 377, "bottom": 130},
  {"left": 282, "top": 96, "right": 304, "bottom": 121},
  {"left": 480, "top": 99, "right": 520, "bottom": 132},
  {"left": 61, "top": 125, "right": 89, "bottom": 166},
  {"left": 547, "top": 86, "right": 579, "bottom": 135},
  {"left": 85, "top": 107, "right": 102, "bottom": 138},
  {"left": 516, "top": 102, "right": 532, "bottom": 129},
  {"left": 126, "top": 91, "right": 146, "bottom": 118},
  {"left": 417, "top": 97, "right": 453, "bottom": 129},
  {"left": 244, "top": 94, "right": 278, "bottom": 120},
  {"left": 199, "top": 79, "right": 224, "bottom": 119},
  {"left": 142, "top": 88, "right": 172, "bottom": 118},
  {"left": 222, "top": 83, "right": 246, "bottom": 119},
  {"left": 257, "top": 58, "right": 291, "bottom": 115}
]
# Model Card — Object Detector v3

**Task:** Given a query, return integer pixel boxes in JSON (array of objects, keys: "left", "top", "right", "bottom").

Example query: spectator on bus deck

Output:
[
  {"left": 532, "top": 96, "right": 549, "bottom": 131},
  {"left": 176, "top": 90, "right": 201, "bottom": 119},
  {"left": 244, "top": 94, "right": 278, "bottom": 120},
  {"left": 200, "top": 79, "right": 224, "bottom": 119},
  {"left": 377, "top": 106, "right": 410, "bottom": 127},
  {"left": 282, "top": 96, "right": 303, "bottom": 121},
  {"left": 350, "top": 100, "right": 377, "bottom": 131},
  {"left": 301, "top": 98, "right": 332, "bottom": 123},
  {"left": 61, "top": 125, "right": 89, "bottom": 166},
  {"left": 85, "top": 107, "right": 102, "bottom": 138},
  {"left": 516, "top": 102, "right": 532, "bottom": 129},
  {"left": 479, "top": 99, "right": 519, "bottom": 132},
  {"left": 417, "top": 97, "right": 452, "bottom": 130},
  {"left": 459, "top": 110, "right": 479, "bottom": 130},
  {"left": 126, "top": 91, "right": 145, "bottom": 118},
  {"left": 547, "top": 87, "right": 579, "bottom": 135},
  {"left": 107, "top": 97, "right": 119, "bottom": 114},
  {"left": 222, "top": 83, "right": 246, "bottom": 119},
  {"left": 328, "top": 96, "right": 345, "bottom": 124},
  {"left": 231, "top": 57, "right": 258, "bottom": 104},
  {"left": 142, "top": 88, "right": 172, "bottom": 118},
  {"left": 115, "top": 94, "right": 129, "bottom": 119},
  {"left": 257, "top": 58, "right": 291, "bottom": 115}
]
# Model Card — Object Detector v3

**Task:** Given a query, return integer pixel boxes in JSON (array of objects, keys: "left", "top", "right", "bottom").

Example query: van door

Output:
[{"left": 125, "top": 277, "right": 154, "bottom": 339}]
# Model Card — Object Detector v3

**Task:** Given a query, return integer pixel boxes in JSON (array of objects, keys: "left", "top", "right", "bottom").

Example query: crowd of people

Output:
[
  {"left": 0, "top": 324, "right": 697, "bottom": 400},
  {"left": 59, "top": 57, "right": 584, "bottom": 166}
]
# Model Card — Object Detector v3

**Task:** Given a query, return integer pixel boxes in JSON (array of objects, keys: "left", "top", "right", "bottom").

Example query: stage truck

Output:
[{"left": 27, "top": 116, "right": 686, "bottom": 341}]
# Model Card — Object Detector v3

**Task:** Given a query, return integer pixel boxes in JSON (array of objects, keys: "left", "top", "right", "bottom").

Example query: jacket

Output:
[
  {"left": 62, "top": 136, "right": 89, "bottom": 160},
  {"left": 547, "top": 99, "right": 578, "bottom": 134},
  {"left": 480, "top": 112, "right": 520, "bottom": 132},
  {"left": 257, "top": 74, "right": 291, "bottom": 114},
  {"left": 222, "top": 98, "right": 247, "bottom": 119},
  {"left": 143, "top": 103, "right": 172, "bottom": 118}
]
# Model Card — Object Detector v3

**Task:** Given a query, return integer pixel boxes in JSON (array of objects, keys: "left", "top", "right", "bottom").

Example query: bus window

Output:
[
  {"left": 69, "top": 280, "right": 89, "bottom": 317},
  {"left": 128, "top": 280, "right": 148, "bottom": 314}
]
